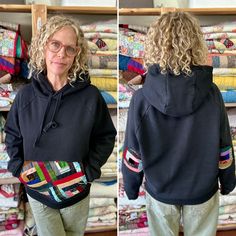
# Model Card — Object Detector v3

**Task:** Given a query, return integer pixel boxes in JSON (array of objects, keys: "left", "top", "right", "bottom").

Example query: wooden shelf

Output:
[
  {"left": 119, "top": 7, "right": 236, "bottom": 15},
  {"left": 0, "top": 4, "right": 117, "bottom": 14},
  {"left": 0, "top": 177, "right": 20, "bottom": 185},
  {"left": 47, "top": 6, "right": 117, "bottom": 15},
  {"left": 0, "top": 4, "right": 31, "bottom": 13}
]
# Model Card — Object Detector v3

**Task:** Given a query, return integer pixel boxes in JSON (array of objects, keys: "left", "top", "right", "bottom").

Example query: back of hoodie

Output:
[{"left": 122, "top": 64, "right": 236, "bottom": 205}]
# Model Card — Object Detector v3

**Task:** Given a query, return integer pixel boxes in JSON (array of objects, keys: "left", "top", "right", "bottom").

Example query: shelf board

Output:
[
  {"left": 0, "top": 4, "right": 31, "bottom": 13},
  {"left": 0, "top": 177, "right": 20, "bottom": 185},
  {"left": 119, "top": 7, "right": 236, "bottom": 15},
  {"left": 47, "top": 6, "right": 117, "bottom": 15}
]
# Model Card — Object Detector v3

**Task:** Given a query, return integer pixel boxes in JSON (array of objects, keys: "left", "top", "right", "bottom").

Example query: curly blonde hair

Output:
[
  {"left": 28, "top": 15, "right": 89, "bottom": 81},
  {"left": 144, "top": 12, "right": 208, "bottom": 76}
]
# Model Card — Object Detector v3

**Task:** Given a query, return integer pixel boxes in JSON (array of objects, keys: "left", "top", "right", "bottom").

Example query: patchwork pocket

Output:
[{"left": 19, "top": 161, "right": 88, "bottom": 202}]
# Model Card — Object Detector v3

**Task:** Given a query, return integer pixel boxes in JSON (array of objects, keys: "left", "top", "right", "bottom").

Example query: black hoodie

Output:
[
  {"left": 5, "top": 71, "right": 116, "bottom": 209},
  {"left": 122, "top": 64, "right": 235, "bottom": 205}
]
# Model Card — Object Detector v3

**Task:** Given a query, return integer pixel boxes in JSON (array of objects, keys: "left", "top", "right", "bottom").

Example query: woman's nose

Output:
[{"left": 57, "top": 46, "right": 66, "bottom": 57}]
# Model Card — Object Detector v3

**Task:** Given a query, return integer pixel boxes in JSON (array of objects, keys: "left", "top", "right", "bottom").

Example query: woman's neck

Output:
[{"left": 47, "top": 74, "right": 68, "bottom": 91}]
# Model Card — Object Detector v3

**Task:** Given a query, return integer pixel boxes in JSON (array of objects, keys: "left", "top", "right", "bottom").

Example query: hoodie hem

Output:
[
  {"left": 25, "top": 184, "right": 91, "bottom": 209},
  {"left": 145, "top": 183, "right": 218, "bottom": 205}
]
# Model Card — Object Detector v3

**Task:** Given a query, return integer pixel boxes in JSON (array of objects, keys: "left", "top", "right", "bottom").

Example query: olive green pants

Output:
[
  {"left": 27, "top": 194, "right": 90, "bottom": 236},
  {"left": 146, "top": 191, "right": 219, "bottom": 236}
]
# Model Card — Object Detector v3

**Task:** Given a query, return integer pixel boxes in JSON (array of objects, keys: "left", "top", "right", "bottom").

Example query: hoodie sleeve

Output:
[
  {"left": 84, "top": 92, "right": 117, "bottom": 182},
  {"left": 218, "top": 92, "right": 236, "bottom": 195},
  {"left": 122, "top": 94, "right": 144, "bottom": 200},
  {"left": 4, "top": 97, "right": 24, "bottom": 177}
]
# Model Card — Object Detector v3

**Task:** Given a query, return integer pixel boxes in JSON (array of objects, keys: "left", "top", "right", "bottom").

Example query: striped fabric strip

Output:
[
  {"left": 20, "top": 161, "right": 87, "bottom": 203},
  {"left": 219, "top": 146, "right": 233, "bottom": 169},
  {"left": 123, "top": 148, "right": 143, "bottom": 173}
]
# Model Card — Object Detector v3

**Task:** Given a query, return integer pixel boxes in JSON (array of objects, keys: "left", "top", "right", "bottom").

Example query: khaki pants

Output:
[
  {"left": 146, "top": 191, "right": 219, "bottom": 236},
  {"left": 27, "top": 194, "right": 90, "bottom": 236}
]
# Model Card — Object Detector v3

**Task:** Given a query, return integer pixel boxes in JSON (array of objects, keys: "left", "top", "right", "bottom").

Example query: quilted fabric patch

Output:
[
  {"left": 219, "top": 146, "right": 233, "bottom": 169},
  {"left": 19, "top": 161, "right": 87, "bottom": 202},
  {"left": 123, "top": 148, "right": 143, "bottom": 173}
]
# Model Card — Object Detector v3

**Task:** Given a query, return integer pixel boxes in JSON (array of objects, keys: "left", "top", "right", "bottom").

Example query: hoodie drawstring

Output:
[{"left": 34, "top": 93, "right": 62, "bottom": 147}]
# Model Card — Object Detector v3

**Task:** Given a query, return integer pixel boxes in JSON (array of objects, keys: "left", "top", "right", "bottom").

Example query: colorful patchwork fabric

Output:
[
  {"left": 84, "top": 32, "right": 117, "bottom": 39},
  {"left": 0, "top": 28, "right": 27, "bottom": 59},
  {"left": 202, "top": 21, "right": 236, "bottom": 34},
  {"left": 204, "top": 32, "right": 236, "bottom": 40},
  {"left": 119, "top": 24, "right": 149, "bottom": 34},
  {"left": 81, "top": 23, "right": 117, "bottom": 33},
  {"left": 88, "top": 53, "right": 117, "bottom": 69},
  {"left": 88, "top": 39, "right": 117, "bottom": 52},
  {"left": 119, "top": 55, "right": 145, "bottom": 75},
  {"left": 119, "top": 29, "right": 146, "bottom": 58},
  {"left": 123, "top": 148, "right": 143, "bottom": 173},
  {"left": 207, "top": 54, "right": 236, "bottom": 68},
  {"left": 206, "top": 38, "right": 236, "bottom": 50},
  {"left": 0, "top": 56, "right": 20, "bottom": 75},
  {"left": 219, "top": 146, "right": 233, "bottom": 169},
  {"left": 19, "top": 161, "right": 88, "bottom": 202}
]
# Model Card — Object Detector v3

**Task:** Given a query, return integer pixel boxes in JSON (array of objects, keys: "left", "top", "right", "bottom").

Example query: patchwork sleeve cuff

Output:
[
  {"left": 123, "top": 148, "right": 143, "bottom": 173},
  {"left": 219, "top": 146, "right": 233, "bottom": 170}
]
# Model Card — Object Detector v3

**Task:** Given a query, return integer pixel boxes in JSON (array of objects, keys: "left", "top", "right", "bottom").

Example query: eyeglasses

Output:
[{"left": 47, "top": 40, "right": 79, "bottom": 57}]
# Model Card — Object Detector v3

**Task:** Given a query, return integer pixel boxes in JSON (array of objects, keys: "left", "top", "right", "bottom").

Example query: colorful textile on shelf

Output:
[
  {"left": 204, "top": 32, "right": 236, "bottom": 40},
  {"left": 0, "top": 29, "right": 27, "bottom": 59},
  {"left": 91, "top": 77, "right": 117, "bottom": 91},
  {"left": 206, "top": 38, "right": 236, "bottom": 50},
  {"left": 221, "top": 90, "right": 236, "bottom": 103},
  {"left": 81, "top": 23, "right": 117, "bottom": 34},
  {"left": 202, "top": 21, "right": 236, "bottom": 34},
  {"left": 89, "top": 69, "right": 117, "bottom": 77},
  {"left": 213, "top": 68, "right": 236, "bottom": 75},
  {"left": 88, "top": 39, "right": 117, "bottom": 52},
  {"left": 207, "top": 54, "right": 236, "bottom": 68},
  {"left": 119, "top": 55, "right": 145, "bottom": 75},
  {"left": 119, "top": 29, "right": 146, "bottom": 58},
  {"left": 213, "top": 76, "right": 236, "bottom": 90},
  {"left": 89, "top": 53, "right": 117, "bottom": 69},
  {"left": 100, "top": 91, "right": 117, "bottom": 104},
  {"left": 84, "top": 32, "right": 117, "bottom": 39},
  {"left": 0, "top": 56, "right": 20, "bottom": 75}
]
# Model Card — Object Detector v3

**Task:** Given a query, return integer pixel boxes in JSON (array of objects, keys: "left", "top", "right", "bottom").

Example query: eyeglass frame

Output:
[{"left": 46, "top": 39, "right": 80, "bottom": 57}]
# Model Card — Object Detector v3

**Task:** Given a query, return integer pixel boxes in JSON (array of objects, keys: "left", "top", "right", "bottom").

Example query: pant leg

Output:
[
  {"left": 27, "top": 194, "right": 66, "bottom": 236},
  {"left": 60, "top": 194, "right": 90, "bottom": 236},
  {"left": 183, "top": 191, "right": 219, "bottom": 236},
  {"left": 146, "top": 192, "right": 181, "bottom": 236}
]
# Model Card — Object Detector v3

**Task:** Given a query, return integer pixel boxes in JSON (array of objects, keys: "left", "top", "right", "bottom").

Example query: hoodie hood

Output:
[
  {"left": 142, "top": 64, "right": 213, "bottom": 117},
  {"left": 31, "top": 71, "right": 91, "bottom": 146}
]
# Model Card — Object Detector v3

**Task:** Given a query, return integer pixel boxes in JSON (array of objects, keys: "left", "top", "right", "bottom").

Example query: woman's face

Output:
[{"left": 45, "top": 26, "right": 78, "bottom": 79}]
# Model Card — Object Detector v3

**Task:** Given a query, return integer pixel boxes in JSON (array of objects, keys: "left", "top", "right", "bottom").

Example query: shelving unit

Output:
[{"left": 119, "top": 7, "right": 236, "bottom": 15}]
